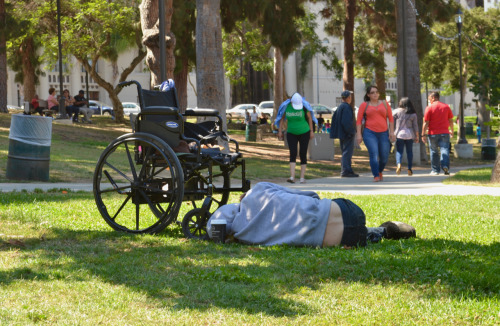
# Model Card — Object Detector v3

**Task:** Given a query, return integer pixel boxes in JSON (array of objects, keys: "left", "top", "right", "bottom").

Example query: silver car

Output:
[{"left": 226, "top": 104, "right": 258, "bottom": 119}]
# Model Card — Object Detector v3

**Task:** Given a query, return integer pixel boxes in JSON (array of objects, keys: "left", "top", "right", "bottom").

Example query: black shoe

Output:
[
  {"left": 379, "top": 221, "right": 416, "bottom": 240},
  {"left": 443, "top": 167, "right": 450, "bottom": 175},
  {"left": 341, "top": 173, "right": 359, "bottom": 178}
]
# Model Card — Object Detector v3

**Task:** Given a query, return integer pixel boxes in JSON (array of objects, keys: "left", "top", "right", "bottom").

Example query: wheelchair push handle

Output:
[{"left": 118, "top": 80, "right": 142, "bottom": 89}]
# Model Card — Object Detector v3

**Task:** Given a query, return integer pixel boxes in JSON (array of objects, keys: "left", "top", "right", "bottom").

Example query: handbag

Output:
[{"left": 360, "top": 102, "right": 368, "bottom": 135}]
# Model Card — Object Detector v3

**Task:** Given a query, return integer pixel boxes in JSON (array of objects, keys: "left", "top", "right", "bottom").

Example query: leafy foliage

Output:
[{"left": 467, "top": 8, "right": 500, "bottom": 107}]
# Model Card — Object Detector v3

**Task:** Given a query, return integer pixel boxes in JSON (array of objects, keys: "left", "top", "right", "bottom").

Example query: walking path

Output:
[
  {"left": 1, "top": 165, "right": 498, "bottom": 196},
  {"left": 279, "top": 165, "right": 500, "bottom": 196}
]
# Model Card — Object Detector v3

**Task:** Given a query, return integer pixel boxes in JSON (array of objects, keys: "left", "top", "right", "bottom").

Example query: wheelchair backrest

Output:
[
  {"left": 141, "top": 88, "right": 179, "bottom": 108},
  {"left": 136, "top": 88, "right": 183, "bottom": 148}
]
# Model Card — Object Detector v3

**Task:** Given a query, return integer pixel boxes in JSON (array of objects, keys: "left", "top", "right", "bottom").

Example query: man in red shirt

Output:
[{"left": 422, "top": 92, "right": 454, "bottom": 175}]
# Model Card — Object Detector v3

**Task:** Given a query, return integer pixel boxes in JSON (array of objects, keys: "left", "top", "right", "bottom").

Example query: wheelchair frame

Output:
[{"left": 93, "top": 80, "right": 250, "bottom": 239}]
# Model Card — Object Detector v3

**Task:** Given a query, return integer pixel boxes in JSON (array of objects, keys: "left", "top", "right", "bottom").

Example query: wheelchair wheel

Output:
[
  {"left": 182, "top": 208, "right": 210, "bottom": 240},
  {"left": 211, "top": 169, "right": 231, "bottom": 209},
  {"left": 93, "top": 132, "right": 184, "bottom": 234}
]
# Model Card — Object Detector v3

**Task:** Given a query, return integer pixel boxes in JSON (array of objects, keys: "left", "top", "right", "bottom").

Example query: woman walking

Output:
[
  {"left": 356, "top": 86, "right": 396, "bottom": 182},
  {"left": 275, "top": 93, "right": 316, "bottom": 184},
  {"left": 393, "top": 97, "right": 419, "bottom": 176}
]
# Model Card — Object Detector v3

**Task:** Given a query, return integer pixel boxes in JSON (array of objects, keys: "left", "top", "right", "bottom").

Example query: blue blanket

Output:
[{"left": 208, "top": 182, "right": 331, "bottom": 246}]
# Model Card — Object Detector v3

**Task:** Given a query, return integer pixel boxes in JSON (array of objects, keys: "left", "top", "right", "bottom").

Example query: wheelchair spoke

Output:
[
  {"left": 137, "top": 145, "right": 154, "bottom": 180},
  {"left": 135, "top": 200, "right": 140, "bottom": 230},
  {"left": 111, "top": 194, "right": 132, "bottom": 221},
  {"left": 103, "top": 161, "right": 133, "bottom": 184},
  {"left": 125, "top": 142, "right": 138, "bottom": 181},
  {"left": 103, "top": 170, "right": 130, "bottom": 194}
]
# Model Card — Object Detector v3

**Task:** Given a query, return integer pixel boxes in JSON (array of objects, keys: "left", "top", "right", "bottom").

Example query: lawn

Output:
[
  {"left": 0, "top": 191, "right": 499, "bottom": 325},
  {"left": 0, "top": 111, "right": 499, "bottom": 324}
]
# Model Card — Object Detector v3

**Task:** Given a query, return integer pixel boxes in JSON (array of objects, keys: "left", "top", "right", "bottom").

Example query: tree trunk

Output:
[
  {"left": 273, "top": 47, "right": 283, "bottom": 119},
  {"left": 195, "top": 0, "right": 226, "bottom": 114},
  {"left": 0, "top": 0, "right": 7, "bottom": 113},
  {"left": 343, "top": 0, "right": 356, "bottom": 107},
  {"left": 21, "top": 38, "right": 36, "bottom": 104},
  {"left": 174, "top": 58, "right": 189, "bottom": 113},
  {"left": 492, "top": 151, "right": 500, "bottom": 183},
  {"left": 396, "top": 0, "right": 425, "bottom": 160},
  {"left": 375, "top": 45, "right": 386, "bottom": 99},
  {"left": 140, "top": 0, "right": 176, "bottom": 89}
]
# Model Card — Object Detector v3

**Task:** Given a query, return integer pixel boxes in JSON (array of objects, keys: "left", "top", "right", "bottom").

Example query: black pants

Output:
[{"left": 287, "top": 131, "right": 310, "bottom": 165}]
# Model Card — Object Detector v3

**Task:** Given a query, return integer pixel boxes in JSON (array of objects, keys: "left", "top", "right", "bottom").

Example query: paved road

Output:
[{"left": 1, "top": 165, "right": 498, "bottom": 196}]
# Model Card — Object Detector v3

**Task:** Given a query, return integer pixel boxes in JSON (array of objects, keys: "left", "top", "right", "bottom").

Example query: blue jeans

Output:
[
  {"left": 363, "top": 128, "right": 390, "bottom": 178},
  {"left": 395, "top": 138, "right": 414, "bottom": 170},
  {"left": 339, "top": 135, "right": 355, "bottom": 175},
  {"left": 428, "top": 134, "right": 450, "bottom": 173}
]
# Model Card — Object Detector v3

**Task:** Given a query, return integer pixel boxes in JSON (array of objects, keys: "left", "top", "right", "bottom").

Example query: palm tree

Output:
[{"left": 195, "top": 0, "right": 226, "bottom": 113}]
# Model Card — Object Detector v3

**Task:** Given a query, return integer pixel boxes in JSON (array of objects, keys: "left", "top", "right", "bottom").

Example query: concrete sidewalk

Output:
[
  {"left": 1, "top": 165, "right": 498, "bottom": 196},
  {"left": 278, "top": 164, "right": 500, "bottom": 196}
]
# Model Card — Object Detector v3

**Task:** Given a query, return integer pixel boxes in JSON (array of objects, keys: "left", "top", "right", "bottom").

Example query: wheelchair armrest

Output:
[
  {"left": 181, "top": 136, "right": 202, "bottom": 160},
  {"left": 140, "top": 106, "right": 178, "bottom": 115},
  {"left": 228, "top": 138, "right": 240, "bottom": 153},
  {"left": 184, "top": 108, "right": 219, "bottom": 117}
]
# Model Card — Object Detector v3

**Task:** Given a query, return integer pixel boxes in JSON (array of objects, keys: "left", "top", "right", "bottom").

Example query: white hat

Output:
[{"left": 291, "top": 93, "right": 303, "bottom": 110}]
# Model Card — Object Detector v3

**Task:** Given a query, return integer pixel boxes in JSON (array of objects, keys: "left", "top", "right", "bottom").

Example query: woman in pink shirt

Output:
[
  {"left": 47, "top": 87, "right": 59, "bottom": 113},
  {"left": 356, "top": 86, "right": 396, "bottom": 182}
]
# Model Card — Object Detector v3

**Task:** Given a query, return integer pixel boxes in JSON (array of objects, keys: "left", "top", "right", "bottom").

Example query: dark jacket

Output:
[{"left": 330, "top": 101, "right": 356, "bottom": 140}]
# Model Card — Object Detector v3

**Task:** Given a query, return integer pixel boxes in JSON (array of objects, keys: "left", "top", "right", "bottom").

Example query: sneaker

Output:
[
  {"left": 286, "top": 178, "right": 295, "bottom": 184},
  {"left": 407, "top": 169, "right": 413, "bottom": 176},
  {"left": 396, "top": 164, "right": 401, "bottom": 175},
  {"left": 374, "top": 176, "right": 381, "bottom": 182},
  {"left": 443, "top": 167, "right": 450, "bottom": 175},
  {"left": 430, "top": 171, "right": 439, "bottom": 176},
  {"left": 341, "top": 173, "right": 359, "bottom": 178},
  {"left": 379, "top": 172, "right": 383, "bottom": 181},
  {"left": 379, "top": 221, "right": 416, "bottom": 240},
  {"left": 299, "top": 178, "right": 306, "bottom": 184}
]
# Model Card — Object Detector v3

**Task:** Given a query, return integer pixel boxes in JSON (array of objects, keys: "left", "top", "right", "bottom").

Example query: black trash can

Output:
[
  {"left": 245, "top": 124, "right": 257, "bottom": 142},
  {"left": 481, "top": 139, "right": 497, "bottom": 160},
  {"left": 465, "top": 122, "right": 474, "bottom": 135},
  {"left": 6, "top": 114, "right": 52, "bottom": 181}
]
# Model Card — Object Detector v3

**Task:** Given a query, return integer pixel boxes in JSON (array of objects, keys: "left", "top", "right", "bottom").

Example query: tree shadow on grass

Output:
[{"left": 1, "top": 228, "right": 499, "bottom": 317}]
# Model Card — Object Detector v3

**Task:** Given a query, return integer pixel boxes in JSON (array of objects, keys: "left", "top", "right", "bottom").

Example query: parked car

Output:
[
  {"left": 7, "top": 104, "right": 22, "bottom": 111},
  {"left": 121, "top": 102, "right": 141, "bottom": 116},
  {"left": 311, "top": 104, "right": 333, "bottom": 117},
  {"left": 258, "top": 101, "right": 275, "bottom": 118},
  {"left": 89, "top": 100, "right": 114, "bottom": 116},
  {"left": 226, "top": 103, "right": 258, "bottom": 119}
]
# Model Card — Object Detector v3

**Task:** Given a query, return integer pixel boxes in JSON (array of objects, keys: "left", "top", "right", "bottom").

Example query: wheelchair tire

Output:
[
  {"left": 182, "top": 208, "right": 210, "bottom": 240},
  {"left": 93, "top": 132, "right": 184, "bottom": 234}
]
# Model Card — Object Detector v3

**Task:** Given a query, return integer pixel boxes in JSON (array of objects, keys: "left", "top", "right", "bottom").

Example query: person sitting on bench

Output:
[
  {"left": 73, "top": 90, "right": 93, "bottom": 123},
  {"left": 46, "top": 88, "right": 59, "bottom": 116},
  {"left": 207, "top": 182, "right": 415, "bottom": 247}
]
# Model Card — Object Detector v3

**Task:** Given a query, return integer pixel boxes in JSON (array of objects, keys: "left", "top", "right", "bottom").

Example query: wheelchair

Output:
[{"left": 93, "top": 80, "right": 250, "bottom": 239}]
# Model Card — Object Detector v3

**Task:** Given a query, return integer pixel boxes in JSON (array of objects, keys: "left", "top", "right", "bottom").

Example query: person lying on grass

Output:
[{"left": 207, "top": 182, "right": 415, "bottom": 247}]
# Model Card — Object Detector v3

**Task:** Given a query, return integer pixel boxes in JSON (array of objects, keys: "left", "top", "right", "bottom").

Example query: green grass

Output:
[
  {"left": 444, "top": 167, "right": 497, "bottom": 186},
  {"left": 1, "top": 112, "right": 499, "bottom": 324},
  {"left": 1, "top": 192, "right": 499, "bottom": 324}
]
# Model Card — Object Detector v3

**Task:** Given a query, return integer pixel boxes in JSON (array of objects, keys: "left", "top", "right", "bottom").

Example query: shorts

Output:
[{"left": 332, "top": 198, "right": 367, "bottom": 247}]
